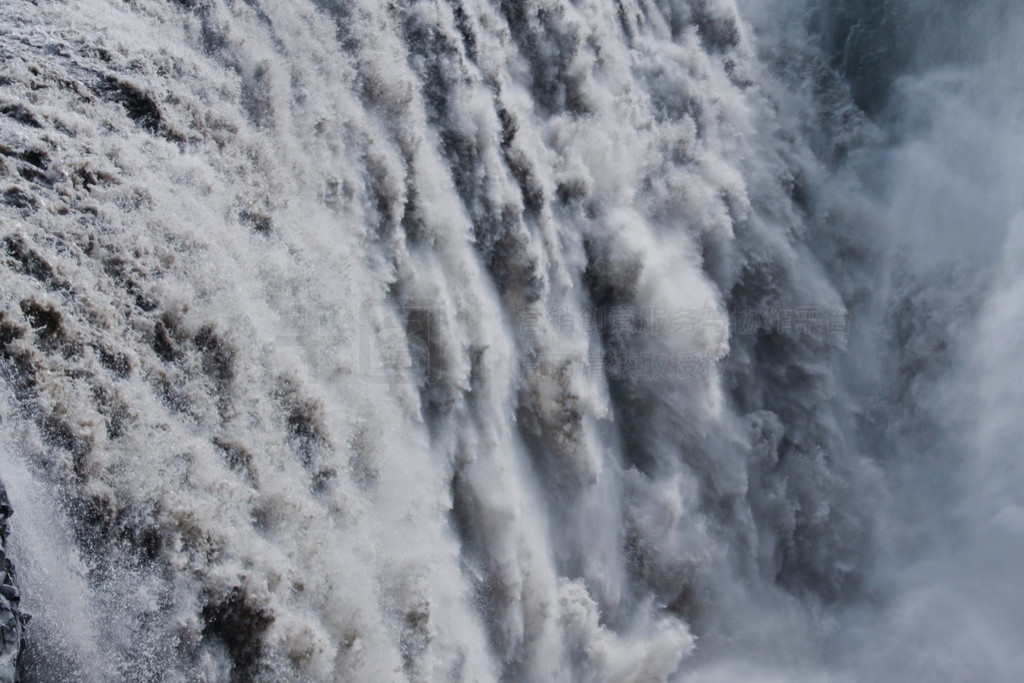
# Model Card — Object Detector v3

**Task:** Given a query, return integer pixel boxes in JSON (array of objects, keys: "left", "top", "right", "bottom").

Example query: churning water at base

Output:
[{"left": 0, "top": 0, "right": 1021, "bottom": 680}]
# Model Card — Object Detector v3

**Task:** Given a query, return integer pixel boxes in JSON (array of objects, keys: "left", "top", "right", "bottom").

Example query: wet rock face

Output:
[{"left": 0, "top": 487, "right": 26, "bottom": 682}]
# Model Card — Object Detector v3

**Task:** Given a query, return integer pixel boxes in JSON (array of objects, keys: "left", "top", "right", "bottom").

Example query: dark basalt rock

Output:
[{"left": 0, "top": 486, "right": 27, "bottom": 682}]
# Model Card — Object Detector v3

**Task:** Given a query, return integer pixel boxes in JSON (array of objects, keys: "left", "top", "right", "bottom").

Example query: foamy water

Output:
[{"left": 0, "top": 0, "right": 1021, "bottom": 680}]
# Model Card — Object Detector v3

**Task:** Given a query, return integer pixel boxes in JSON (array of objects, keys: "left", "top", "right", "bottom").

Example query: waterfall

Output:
[{"left": 0, "top": 0, "right": 1021, "bottom": 680}]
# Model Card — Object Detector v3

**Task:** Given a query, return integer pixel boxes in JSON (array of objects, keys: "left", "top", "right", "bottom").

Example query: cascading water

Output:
[{"left": 0, "top": 0, "right": 1021, "bottom": 680}]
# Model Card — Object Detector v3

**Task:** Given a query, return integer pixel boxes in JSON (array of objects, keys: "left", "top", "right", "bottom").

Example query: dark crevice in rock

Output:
[
  {"left": 4, "top": 236, "right": 65, "bottom": 291},
  {"left": 0, "top": 102, "right": 43, "bottom": 129},
  {"left": 1, "top": 189, "right": 37, "bottom": 211},
  {"left": 97, "top": 76, "right": 163, "bottom": 135},
  {"left": 201, "top": 586, "right": 273, "bottom": 681}
]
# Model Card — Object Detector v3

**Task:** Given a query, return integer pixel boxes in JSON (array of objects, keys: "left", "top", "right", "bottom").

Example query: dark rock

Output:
[
  {"left": 98, "top": 76, "right": 163, "bottom": 134},
  {"left": 0, "top": 486, "right": 26, "bottom": 682}
]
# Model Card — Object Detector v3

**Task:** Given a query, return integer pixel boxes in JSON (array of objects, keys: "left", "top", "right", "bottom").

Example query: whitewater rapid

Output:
[{"left": 0, "top": 0, "right": 1022, "bottom": 680}]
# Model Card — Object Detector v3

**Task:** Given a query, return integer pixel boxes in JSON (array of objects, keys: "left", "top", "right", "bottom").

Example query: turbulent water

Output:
[{"left": 0, "top": 0, "right": 1021, "bottom": 680}]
